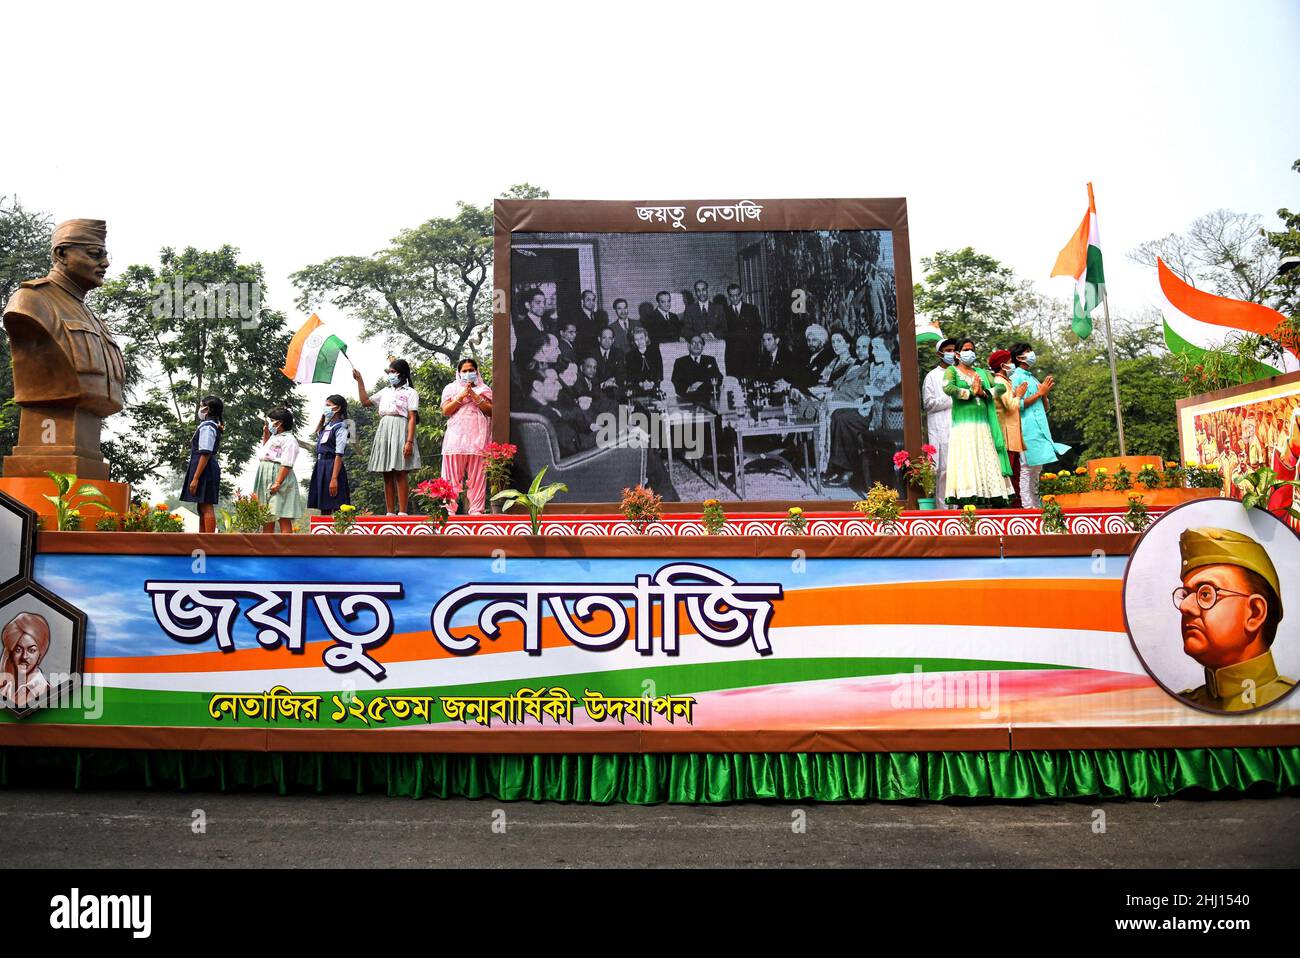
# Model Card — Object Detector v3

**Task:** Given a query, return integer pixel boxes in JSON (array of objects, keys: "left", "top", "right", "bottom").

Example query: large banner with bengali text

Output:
[{"left": 3, "top": 536, "right": 1297, "bottom": 752}]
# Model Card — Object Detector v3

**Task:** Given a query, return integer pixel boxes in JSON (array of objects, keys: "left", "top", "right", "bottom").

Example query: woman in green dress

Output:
[{"left": 941, "top": 338, "right": 1014, "bottom": 506}]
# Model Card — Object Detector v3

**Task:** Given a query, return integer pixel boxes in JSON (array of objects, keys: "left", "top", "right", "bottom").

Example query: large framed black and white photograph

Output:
[{"left": 493, "top": 199, "right": 920, "bottom": 508}]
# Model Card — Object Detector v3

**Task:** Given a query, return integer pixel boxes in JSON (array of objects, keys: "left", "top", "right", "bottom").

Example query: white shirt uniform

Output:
[{"left": 922, "top": 364, "right": 954, "bottom": 501}]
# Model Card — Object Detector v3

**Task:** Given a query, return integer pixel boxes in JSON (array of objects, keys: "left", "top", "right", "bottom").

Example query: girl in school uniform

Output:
[
  {"left": 309, "top": 394, "right": 351, "bottom": 515},
  {"left": 353, "top": 359, "right": 421, "bottom": 515},
  {"left": 253, "top": 407, "right": 305, "bottom": 533},
  {"left": 179, "top": 395, "right": 223, "bottom": 533}
]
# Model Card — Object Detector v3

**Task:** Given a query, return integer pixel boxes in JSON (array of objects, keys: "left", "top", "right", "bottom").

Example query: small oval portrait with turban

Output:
[
  {"left": 0, "top": 611, "right": 52, "bottom": 709},
  {"left": 1123, "top": 498, "right": 1300, "bottom": 715}
]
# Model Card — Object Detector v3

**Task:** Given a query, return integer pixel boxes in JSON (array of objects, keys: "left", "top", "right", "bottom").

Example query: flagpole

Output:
[{"left": 1099, "top": 290, "right": 1127, "bottom": 457}]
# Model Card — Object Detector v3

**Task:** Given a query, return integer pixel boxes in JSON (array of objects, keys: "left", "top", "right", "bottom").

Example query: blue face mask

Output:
[
  {"left": 461, "top": 370, "right": 477, "bottom": 384},
  {"left": 1021, "top": 352, "right": 1037, "bottom": 367},
  {"left": 959, "top": 350, "right": 977, "bottom": 366},
  {"left": 940, "top": 352, "right": 958, "bottom": 366},
  {"left": 324, "top": 406, "right": 337, "bottom": 419},
  {"left": 387, "top": 373, "right": 402, "bottom": 387}
]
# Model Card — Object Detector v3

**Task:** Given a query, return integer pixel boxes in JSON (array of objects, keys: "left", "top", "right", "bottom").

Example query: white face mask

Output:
[
  {"left": 324, "top": 406, "right": 337, "bottom": 419},
  {"left": 959, "top": 350, "right": 977, "bottom": 366},
  {"left": 267, "top": 418, "right": 277, "bottom": 433},
  {"left": 198, "top": 408, "right": 208, "bottom": 421},
  {"left": 1001, "top": 363, "right": 1014, "bottom": 375},
  {"left": 460, "top": 370, "right": 477, "bottom": 383},
  {"left": 1021, "top": 352, "right": 1037, "bottom": 367},
  {"left": 387, "top": 373, "right": 402, "bottom": 386}
]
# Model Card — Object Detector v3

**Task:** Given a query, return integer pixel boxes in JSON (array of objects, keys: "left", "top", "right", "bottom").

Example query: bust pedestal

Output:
[
  {"left": 3, "top": 405, "right": 113, "bottom": 480},
  {"left": 0, "top": 406, "right": 131, "bottom": 522}
]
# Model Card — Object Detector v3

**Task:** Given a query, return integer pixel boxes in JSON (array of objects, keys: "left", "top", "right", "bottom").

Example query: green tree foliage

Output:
[
  {"left": 93, "top": 246, "right": 304, "bottom": 493},
  {"left": 1044, "top": 318, "right": 1180, "bottom": 464},
  {"left": 1266, "top": 158, "right": 1300, "bottom": 347},
  {"left": 913, "top": 247, "right": 1033, "bottom": 347},
  {"left": 0, "top": 196, "right": 53, "bottom": 459},
  {"left": 292, "top": 184, "right": 548, "bottom": 365}
]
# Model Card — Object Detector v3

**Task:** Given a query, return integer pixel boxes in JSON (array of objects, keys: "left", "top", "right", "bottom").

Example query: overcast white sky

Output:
[{"left": 5, "top": 0, "right": 1298, "bottom": 497}]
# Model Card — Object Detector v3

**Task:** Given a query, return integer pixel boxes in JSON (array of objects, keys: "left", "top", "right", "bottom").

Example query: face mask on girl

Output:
[
  {"left": 324, "top": 405, "right": 337, "bottom": 419},
  {"left": 267, "top": 418, "right": 278, "bottom": 433},
  {"left": 1001, "top": 363, "right": 1014, "bottom": 375},
  {"left": 1021, "top": 351, "right": 1037, "bottom": 367},
  {"left": 387, "top": 373, "right": 402, "bottom": 387},
  {"left": 198, "top": 408, "right": 209, "bottom": 421},
  {"left": 959, "top": 349, "right": 977, "bottom": 366},
  {"left": 460, "top": 370, "right": 477, "bottom": 384}
]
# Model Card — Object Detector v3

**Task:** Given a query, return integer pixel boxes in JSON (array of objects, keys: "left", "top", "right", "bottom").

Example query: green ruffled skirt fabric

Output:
[{"left": 2, "top": 748, "right": 1297, "bottom": 803}]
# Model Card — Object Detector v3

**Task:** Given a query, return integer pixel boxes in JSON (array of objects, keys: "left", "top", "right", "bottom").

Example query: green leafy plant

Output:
[
  {"left": 1135, "top": 464, "right": 1161, "bottom": 490},
  {"left": 1122, "top": 493, "right": 1152, "bottom": 532},
  {"left": 1040, "top": 496, "right": 1067, "bottom": 534},
  {"left": 150, "top": 506, "right": 185, "bottom": 533},
  {"left": 1163, "top": 461, "right": 1186, "bottom": 489},
  {"left": 1234, "top": 465, "right": 1300, "bottom": 518},
  {"left": 1112, "top": 463, "right": 1132, "bottom": 492},
  {"left": 122, "top": 504, "right": 154, "bottom": 532},
  {"left": 227, "top": 491, "right": 275, "bottom": 533},
  {"left": 854, "top": 484, "right": 902, "bottom": 531},
  {"left": 493, "top": 466, "right": 568, "bottom": 535},
  {"left": 1090, "top": 467, "right": 1110, "bottom": 492},
  {"left": 1186, "top": 463, "right": 1224, "bottom": 490},
  {"left": 95, "top": 512, "right": 121, "bottom": 532},
  {"left": 959, "top": 503, "right": 979, "bottom": 534},
  {"left": 701, "top": 498, "right": 727, "bottom": 535},
  {"left": 332, "top": 504, "right": 368, "bottom": 533},
  {"left": 620, "top": 484, "right": 663, "bottom": 534},
  {"left": 783, "top": 506, "right": 806, "bottom": 534},
  {"left": 43, "top": 471, "right": 111, "bottom": 531}
]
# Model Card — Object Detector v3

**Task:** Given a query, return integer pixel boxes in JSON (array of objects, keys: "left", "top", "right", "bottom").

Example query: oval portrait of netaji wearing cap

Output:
[{"left": 1123, "top": 497, "right": 1300, "bottom": 715}]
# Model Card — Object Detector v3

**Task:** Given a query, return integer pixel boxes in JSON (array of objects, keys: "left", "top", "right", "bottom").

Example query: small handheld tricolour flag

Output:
[
  {"left": 1051, "top": 182, "right": 1105, "bottom": 340},
  {"left": 283, "top": 314, "right": 349, "bottom": 384}
]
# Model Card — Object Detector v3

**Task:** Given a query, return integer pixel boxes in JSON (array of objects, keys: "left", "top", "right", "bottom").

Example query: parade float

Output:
[{"left": 0, "top": 201, "right": 1296, "bottom": 804}]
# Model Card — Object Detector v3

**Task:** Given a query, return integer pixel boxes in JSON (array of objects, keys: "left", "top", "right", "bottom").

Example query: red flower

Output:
[
  {"left": 416, "top": 477, "right": 460, "bottom": 503},
  {"left": 920, "top": 444, "right": 937, "bottom": 457},
  {"left": 892, "top": 450, "right": 911, "bottom": 468}
]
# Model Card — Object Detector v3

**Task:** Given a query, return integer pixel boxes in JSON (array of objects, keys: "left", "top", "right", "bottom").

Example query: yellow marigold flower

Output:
[
  {"left": 1042, "top": 495, "right": 1056, "bottom": 503},
  {"left": 1095, "top": 467, "right": 1108, "bottom": 474},
  {"left": 155, "top": 503, "right": 168, "bottom": 511},
  {"left": 1041, "top": 472, "right": 1056, "bottom": 481},
  {"left": 963, "top": 504, "right": 977, "bottom": 513},
  {"left": 1166, "top": 460, "right": 1178, "bottom": 468},
  {"left": 1185, "top": 461, "right": 1197, "bottom": 469},
  {"left": 340, "top": 504, "right": 356, "bottom": 512},
  {"left": 1075, "top": 467, "right": 1088, "bottom": 475},
  {"left": 789, "top": 506, "right": 803, "bottom": 515}
]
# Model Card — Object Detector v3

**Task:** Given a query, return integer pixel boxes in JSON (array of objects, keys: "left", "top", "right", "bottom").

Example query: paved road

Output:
[{"left": 2, "top": 789, "right": 1298, "bottom": 868}]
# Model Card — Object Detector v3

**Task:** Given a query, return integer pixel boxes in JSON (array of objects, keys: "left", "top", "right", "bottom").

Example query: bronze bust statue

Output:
[{"left": 3, "top": 219, "right": 126, "bottom": 480}]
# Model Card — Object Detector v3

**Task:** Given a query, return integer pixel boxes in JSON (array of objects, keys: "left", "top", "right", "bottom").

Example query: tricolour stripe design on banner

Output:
[
  {"left": 84, "top": 578, "right": 1125, "bottom": 673},
  {"left": 282, "top": 313, "right": 349, "bottom": 384}
]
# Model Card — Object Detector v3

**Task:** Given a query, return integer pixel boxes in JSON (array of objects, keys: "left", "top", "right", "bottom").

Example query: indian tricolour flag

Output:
[
  {"left": 915, "top": 321, "right": 943, "bottom": 346},
  {"left": 282, "top": 314, "right": 349, "bottom": 385},
  {"left": 1050, "top": 182, "right": 1105, "bottom": 340}
]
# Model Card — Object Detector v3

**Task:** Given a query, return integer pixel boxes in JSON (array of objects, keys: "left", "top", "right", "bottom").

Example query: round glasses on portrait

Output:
[{"left": 1172, "top": 583, "right": 1253, "bottom": 611}]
